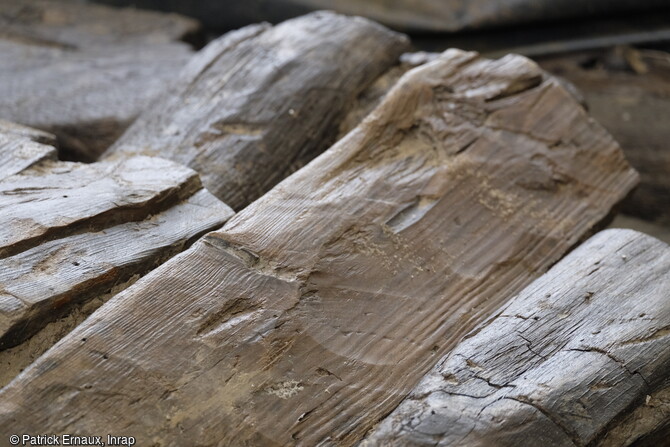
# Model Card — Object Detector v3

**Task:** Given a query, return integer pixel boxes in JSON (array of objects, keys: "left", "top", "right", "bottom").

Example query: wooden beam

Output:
[
  {"left": 0, "top": 50, "right": 637, "bottom": 445},
  {"left": 106, "top": 11, "right": 410, "bottom": 210},
  {"left": 0, "top": 0, "right": 199, "bottom": 161},
  {"left": 538, "top": 47, "right": 670, "bottom": 224},
  {"left": 0, "top": 125, "right": 233, "bottom": 350},
  {"left": 364, "top": 229, "right": 670, "bottom": 447}
]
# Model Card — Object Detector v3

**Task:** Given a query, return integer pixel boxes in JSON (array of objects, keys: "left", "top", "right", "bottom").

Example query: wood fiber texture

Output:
[
  {"left": 0, "top": 50, "right": 637, "bottom": 445},
  {"left": 106, "top": 11, "right": 410, "bottom": 210},
  {"left": 0, "top": 132, "right": 233, "bottom": 350},
  {"left": 539, "top": 48, "right": 670, "bottom": 224},
  {"left": 364, "top": 229, "right": 670, "bottom": 447},
  {"left": 0, "top": 121, "right": 57, "bottom": 179},
  {"left": 0, "top": 0, "right": 197, "bottom": 161}
]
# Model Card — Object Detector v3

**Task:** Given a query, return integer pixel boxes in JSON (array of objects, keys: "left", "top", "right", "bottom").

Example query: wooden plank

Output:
[
  {"left": 538, "top": 47, "right": 670, "bottom": 224},
  {"left": 0, "top": 188, "right": 232, "bottom": 350},
  {"left": 0, "top": 49, "right": 637, "bottom": 445},
  {"left": 0, "top": 120, "right": 57, "bottom": 146},
  {"left": 106, "top": 11, "right": 410, "bottom": 210},
  {"left": 0, "top": 123, "right": 57, "bottom": 180},
  {"left": 0, "top": 155, "right": 201, "bottom": 259},
  {"left": 0, "top": 39, "right": 193, "bottom": 161},
  {"left": 363, "top": 229, "right": 670, "bottom": 447},
  {"left": 0, "top": 139, "right": 233, "bottom": 352},
  {"left": 0, "top": 0, "right": 200, "bottom": 50}
]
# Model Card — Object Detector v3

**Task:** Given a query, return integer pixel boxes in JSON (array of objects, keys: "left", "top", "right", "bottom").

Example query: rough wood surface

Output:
[
  {"left": 364, "top": 229, "right": 670, "bottom": 447},
  {"left": 0, "top": 0, "right": 200, "bottom": 50},
  {"left": 0, "top": 142, "right": 233, "bottom": 350},
  {"left": 106, "top": 11, "right": 409, "bottom": 210},
  {"left": 0, "top": 50, "right": 637, "bottom": 445},
  {"left": 539, "top": 47, "right": 670, "bottom": 224},
  {"left": 0, "top": 120, "right": 56, "bottom": 146},
  {"left": 0, "top": 121, "right": 57, "bottom": 179}
]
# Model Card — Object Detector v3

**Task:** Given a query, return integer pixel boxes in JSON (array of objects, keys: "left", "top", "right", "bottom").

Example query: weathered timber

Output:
[
  {"left": 0, "top": 120, "right": 56, "bottom": 146},
  {"left": 0, "top": 0, "right": 200, "bottom": 50},
  {"left": 0, "top": 121, "right": 57, "bottom": 179},
  {"left": 0, "top": 50, "right": 637, "bottom": 445},
  {"left": 0, "top": 39, "right": 193, "bottom": 161},
  {"left": 538, "top": 47, "right": 670, "bottom": 224},
  {"left": 0, "top": 134, "right": 233, "bottom": 350},
  {"left": 363, "top": 229, "right": 670, "bottom": 447},
  {"left": 106, "top": 11, "right": 410, "bottom": 210},
  {"left": 0, "top": 0, "right": 199, "bottom": 161}
]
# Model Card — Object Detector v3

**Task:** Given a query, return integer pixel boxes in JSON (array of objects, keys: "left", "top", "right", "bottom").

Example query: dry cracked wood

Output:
[
  {"left": 364, "top": 229, "right": 670, "bottom": 447},
  {"left": 538, "top": 47, "right": 670, "bottom": 224},
  {"left": 106, "top": 11, "right": 409, "bottom": 210},
  {"left": 0, "top": 0, "right": 200, "bottom": 49},
  {"left": 0, "top": 0, "right": 198, "bottom": 161},
  {"left": 0, "top": 121, "right": 57, "bottom": 179},
  {"left": 0, "top": 49, "right": 637, "bottom": 445},
  {"left": 0, "top": 149, "right": 233, "bottom": 350}
]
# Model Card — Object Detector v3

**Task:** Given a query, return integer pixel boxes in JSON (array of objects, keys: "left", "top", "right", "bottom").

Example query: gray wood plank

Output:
[
  {"left": 0, "top": 123, "right": 57, "bottom": 180},
  {"left": 0, "top": 188, "right": 232, "bottom": 350},
  {"left": 0, "top": 155, "right": 200, "bottom": 259},
  {"left": 363, "top": 229, "right": 670, "bottom": 447},
  {"left": 106, "top": 11, "right": 410, "bottom": 210},
  {"left": 0, "top": 49, "right": 637, "bottom": 445},
  {"left": 0, "top": 39, "right": 193, "bottom": 161}
]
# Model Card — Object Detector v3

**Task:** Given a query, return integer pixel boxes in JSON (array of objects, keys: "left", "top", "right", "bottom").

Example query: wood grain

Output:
[
  {"left": 363, "top": 229, "right": 670, "bottom": 447},
  {"left": 0, "top": 50, "right": 637, "bottom": 445},
  {"left": 106, "top": 11, "right": 410, "bottom": 210},
  {"left": 0, "top": 121, "right": 57, "bottom": 180},
  {"left": 538, "top": 47, "right": 670, "bottom": 224},
  {"left": 0, "top": 130, "right": 233, "bottom": 350}
]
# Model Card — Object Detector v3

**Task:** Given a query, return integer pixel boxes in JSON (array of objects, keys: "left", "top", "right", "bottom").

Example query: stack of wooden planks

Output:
[{"left": 1, "top": 2, "right": 668, "bottom": 446}]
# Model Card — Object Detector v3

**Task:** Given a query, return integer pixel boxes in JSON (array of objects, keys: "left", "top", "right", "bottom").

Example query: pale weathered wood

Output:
[
  {"left": 0, "top": 188, "right": 232, "bottom": 350},
  {"left": 538, "top": 47, "right": 670, "bottom": 224},
  {"left": 0, "top": 156, "right": 201, "bottom": 259},
  {"left": 0, "top": 0, "right": 200, "bottom": 49},
  {"left": 0, "top": 120, "right": 56, "bottom": 146},
  {"left": 0, "top": 121, "right": 57, "bottom": 179},
  {"left": 0, "top": 39, "right": 193, "bottom": 161},
  {"left": 0, "top": 127, "right": 234, "bottom": 351},
  {"left": 106, "top": 11, "right": 410, "bottom": 210},
  {"left": 0, "top": 0, "right": 199, "bottom": 160},
  {"left": 364, "top": 229, "right": 670, "bottom": 447},
  {"left": 0, "top": 50, "right": 637, "bottom": 445}
]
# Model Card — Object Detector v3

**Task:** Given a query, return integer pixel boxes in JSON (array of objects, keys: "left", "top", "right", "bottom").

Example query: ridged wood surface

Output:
[
  {"left": 0, "top": 121, "right": 57, "bottom": 179},
  {"left": 107, "top": 11, "right": 410, "bottom": 210},
  {"left": 364, "top": 229, "right": 670, "bottom": 447},
  {"left": 0, "top": 133, "right": 233, "bottom": 351},
  {"left": 0, "top": 50, "right": 637, "bottom": 445}
]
